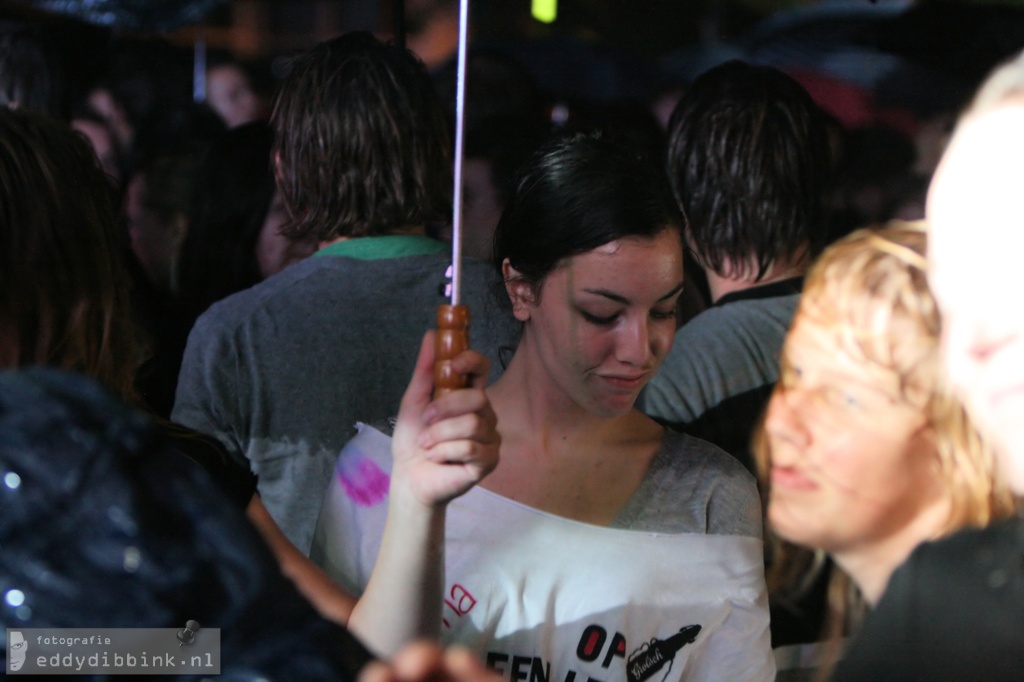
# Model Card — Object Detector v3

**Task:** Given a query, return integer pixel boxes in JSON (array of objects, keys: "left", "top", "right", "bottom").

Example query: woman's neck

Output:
[
  {"left": 483, "top": 343, "right": 663, "bottom": 525},
  {"left": 487, "top": 340, "right": 624, "bottom": 445}
]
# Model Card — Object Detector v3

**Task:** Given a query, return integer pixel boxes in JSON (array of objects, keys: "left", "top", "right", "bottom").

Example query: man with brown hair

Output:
[
  {"left": 173, "top": 32, "right": 517, "bottom": 555},
  {"left": 639, "top": 61, "right": 833, "bottom": 470}
]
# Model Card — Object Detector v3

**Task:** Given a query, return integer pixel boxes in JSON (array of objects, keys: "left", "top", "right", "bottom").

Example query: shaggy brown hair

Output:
[
  {"left": 667, "top": 60, "right": 832, "bottom": 281},
  {"left": 271, "top": 31, "right": 452, "bottom": 243}
]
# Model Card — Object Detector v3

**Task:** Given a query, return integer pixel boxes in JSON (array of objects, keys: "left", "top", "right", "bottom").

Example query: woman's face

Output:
[
  {"left": 765, "top": 312, "right": 949, "bottom": 557},
  {"left": 928, "top": 104, "right": 1024, "bottom": 495},
  {"left": 512, "top": 229, "right": 684, "bottom": 417},
  {"left": 126, "top": 173, "right": 183, "bottom": 293}
]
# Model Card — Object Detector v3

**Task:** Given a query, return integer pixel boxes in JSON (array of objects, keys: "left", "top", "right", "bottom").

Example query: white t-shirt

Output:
[{"left": 313, "top": 424, "right": 774, "bottom": 681}]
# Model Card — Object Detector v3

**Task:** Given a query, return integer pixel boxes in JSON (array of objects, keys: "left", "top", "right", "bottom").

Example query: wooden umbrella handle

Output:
[{"left": 434, "top": 304, "right": 470, "bottom": 399}]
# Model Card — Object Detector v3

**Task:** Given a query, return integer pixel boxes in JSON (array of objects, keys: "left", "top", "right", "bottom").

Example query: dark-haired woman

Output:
[{"left": 316, "top": 131, "right": 774, "bottom": 681}]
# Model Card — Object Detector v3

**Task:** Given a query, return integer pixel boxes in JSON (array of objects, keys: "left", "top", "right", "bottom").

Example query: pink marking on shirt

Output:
[{"left": 337, "top": 455, "right": 390, "bottom": 507}]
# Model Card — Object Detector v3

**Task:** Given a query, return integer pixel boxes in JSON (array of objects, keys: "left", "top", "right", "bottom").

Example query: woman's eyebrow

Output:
[{"left": 582, "top": 281, "right": 685, "bottom": 304}]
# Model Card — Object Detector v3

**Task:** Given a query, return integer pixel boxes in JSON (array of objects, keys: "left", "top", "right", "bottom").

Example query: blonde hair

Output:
[{"left": 755, "top": 221, "right": 1017, "bottom": 673}]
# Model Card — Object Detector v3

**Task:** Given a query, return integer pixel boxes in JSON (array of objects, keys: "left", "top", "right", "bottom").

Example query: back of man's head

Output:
[
  {"left": 272, "top": 31, "right": 452, "bottom": 244},
  {"left": 667, "top": 60, "right": 831, "bottom": 281}
]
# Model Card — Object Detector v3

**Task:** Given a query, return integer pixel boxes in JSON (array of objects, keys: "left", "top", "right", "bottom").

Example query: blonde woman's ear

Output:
[{"left": 502, "top": 258, "right": 534, "bottom": 322}]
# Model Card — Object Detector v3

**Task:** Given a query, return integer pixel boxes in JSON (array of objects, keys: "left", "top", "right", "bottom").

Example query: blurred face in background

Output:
[
  {"left": 126, "top": 172, "right": 185, "bottom": 293},
  {"left": 87, "top": 87, "right": 133, "bottom": 154},
  {"left": 928, "top": 102, "right": 1024, "bottom": 495},
  {"left": 72, "top": 117, "right": 121, "bottom": 185},
  {"left": 207, "top": 64, "right": 266, "bottom": 129},
  {"left": 255, "top": 190, "right": 315, "bottom": 278}
]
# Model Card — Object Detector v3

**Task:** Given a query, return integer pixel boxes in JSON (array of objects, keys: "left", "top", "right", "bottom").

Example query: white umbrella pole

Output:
[{"left": 434, "top": 0, "right": 471, "bottom": 398}]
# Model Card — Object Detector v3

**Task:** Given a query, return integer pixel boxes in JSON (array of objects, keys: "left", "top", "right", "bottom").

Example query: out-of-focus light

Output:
[{"left": 532, "top": 0, "right": 557, "bottom": 24}]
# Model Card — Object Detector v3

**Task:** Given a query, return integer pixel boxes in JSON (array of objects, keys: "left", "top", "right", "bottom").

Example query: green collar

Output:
[{"left": 314, "top": 234, "right": 447, "bottom": 261}]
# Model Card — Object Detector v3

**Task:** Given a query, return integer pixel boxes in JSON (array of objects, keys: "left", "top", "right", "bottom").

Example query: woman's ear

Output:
[{"left": 502, "top": 258, "right": 535, "bottom": 322}]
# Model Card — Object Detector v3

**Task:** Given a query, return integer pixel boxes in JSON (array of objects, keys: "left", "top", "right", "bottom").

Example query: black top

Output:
[
  {"left": 714, "top": 276, "right": 804, "bottom": 307},
  {"left": 834, "top": 515, "right": 1024, "bottom": 681},
  {"left": 161, "top": 420, "right": 258, "bottom": 509}
]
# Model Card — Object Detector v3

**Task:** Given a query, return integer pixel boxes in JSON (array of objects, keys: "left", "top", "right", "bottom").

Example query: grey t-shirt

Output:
[
  {"left": 638, "top": 280, "right": 801, "bottom": 465},
  {"left": 612, "top": 427, "right": 763, "bottom": 538},
  {"left": 172, "top": 251, "right": 520, "bottom": 554},
  {"left": 367, "top": 417, "right": 762, "bottom": 539}
]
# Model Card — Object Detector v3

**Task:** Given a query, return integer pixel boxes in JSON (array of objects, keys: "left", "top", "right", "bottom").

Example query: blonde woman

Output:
[{"left": 756, "top": 221, "right": 1016, "bottom": 677}]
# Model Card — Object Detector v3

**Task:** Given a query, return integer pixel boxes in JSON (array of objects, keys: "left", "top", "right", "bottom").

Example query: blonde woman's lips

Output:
[{"left": 771, "top": 465, "right": 818, "bottom": 491}]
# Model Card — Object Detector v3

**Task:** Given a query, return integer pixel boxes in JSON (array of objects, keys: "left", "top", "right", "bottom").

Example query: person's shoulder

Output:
[
  {"left": 835, "top": 516, "right": 1024, "bottom": 681},
  {"left": 679, "top": 289, "right": 800, "bottom": 338},
  {"left": 862, "top": 517, "right": 1024, "bottom": 638},
  {"left": 459, "top": 255, "right": 507, "bottom": 288},
  {"left": 661, "top": 429, "right": 756, "bottom": 482},
  {"left": 658, "top": 429, "right": 762, "bottom": 536},
  {"left": 196, "top": 257, "right": 313, "bottom": 313},
  {"left": 906, "top": 515, "right": 1024, "bottom": 577},
  {"left": 190, "top": 258, "right": 332, "bottom": 333}
]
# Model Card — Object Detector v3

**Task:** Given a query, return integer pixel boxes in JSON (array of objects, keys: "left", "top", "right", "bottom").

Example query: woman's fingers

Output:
[{"left": 418, "top": 408, "right": 498, "bottom": 449}]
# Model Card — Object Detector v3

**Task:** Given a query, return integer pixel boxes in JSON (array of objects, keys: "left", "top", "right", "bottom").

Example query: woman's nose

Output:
[
  {"left": 616, "top": 316, "right": 654, "bottom": 366},
  {"left": 764, "top": 388, "right": 811, "bottom": 458}
]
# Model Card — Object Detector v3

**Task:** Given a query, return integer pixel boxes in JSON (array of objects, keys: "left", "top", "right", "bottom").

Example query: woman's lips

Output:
[
  {"left": 600, "top": 373, "right": 648, "bottom": 391},
  {"left": 771, "top": 465, "right": 818, "bottom": 491}
]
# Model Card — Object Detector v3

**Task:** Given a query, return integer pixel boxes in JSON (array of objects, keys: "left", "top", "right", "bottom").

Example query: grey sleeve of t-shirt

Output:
[
  {"left": 638, "top": 298, "right": 796, "bottom": 427},
  {"left": 172, "top": 307, "right": 249, "bottom": 471}
]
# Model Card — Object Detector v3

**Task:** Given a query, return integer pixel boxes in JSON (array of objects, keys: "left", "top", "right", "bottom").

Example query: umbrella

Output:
[
  {"left": 434, "top": 0, "right": 470, "bottom": 398},
  {"left": 15, "top": 0, "right": 228, "bottom": 103},
  {"left": 735, "top": 1, "right": 983, "bottom": 119},
  {"left": 19, "top": 0, "right": 226, "bottom": 33}
]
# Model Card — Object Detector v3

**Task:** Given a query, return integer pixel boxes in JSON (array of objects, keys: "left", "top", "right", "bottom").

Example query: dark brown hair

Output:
[
  {"left": 271, "top": 31, "right": 452, "bottom": 243},
  {"left": 0, "top": 107, "right": 141, "bottom": 401},
  {"left": 667, "top": 60, "right": 832, "bottom": 281},
  {"left": 492, "top": 130, "right": 683, "bottom": 287}
]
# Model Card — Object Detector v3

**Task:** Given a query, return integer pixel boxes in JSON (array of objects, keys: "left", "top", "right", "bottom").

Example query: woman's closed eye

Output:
[
  {"left": 651, "top": 307, "right": 677, "bottom": 322},
  {"left": 580, "top": 310, "right": 619, "bottom": 326}
]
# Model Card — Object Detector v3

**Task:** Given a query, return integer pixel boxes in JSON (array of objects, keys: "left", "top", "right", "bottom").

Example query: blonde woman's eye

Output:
[{"left": 829, "top": 388, "right": 861, "bottom": 410}]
